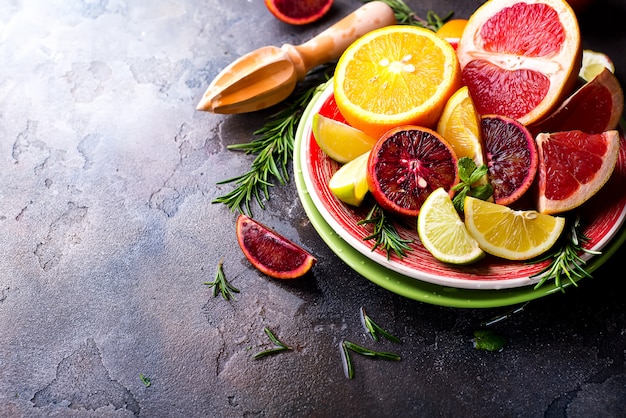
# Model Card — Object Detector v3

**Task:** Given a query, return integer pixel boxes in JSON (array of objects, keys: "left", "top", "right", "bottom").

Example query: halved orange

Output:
[
  {"left": 333, "top": 25, "right": 462, "bottom": 139},
  {"left": 236, "top": 214, "right": 316, "bottom": 279},
  {"left": 457, "top": 0, "right": 582, "bottom": 126},
  {"left": 536, "top": 130, "right": 620, "bottom": 214}
]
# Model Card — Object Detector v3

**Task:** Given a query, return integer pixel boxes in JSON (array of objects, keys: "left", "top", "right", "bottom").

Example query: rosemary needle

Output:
[
  {"left": 361, "top": 0, "right": 453, "bottom": 31},
  {"left": 253, "top": 327, "right": 292, "bottom": 359},
  {"left": 359, "top": 306, "right": 401, "bottom": 343},
  {"left": 340, "top": 340, "right": 401, "bottom": 379},
  {"left": 358, "top": 203, "right": 413, "bottom": 259},
  {"left": 203, "top": 259, "right": 240, "bottom": 301}
]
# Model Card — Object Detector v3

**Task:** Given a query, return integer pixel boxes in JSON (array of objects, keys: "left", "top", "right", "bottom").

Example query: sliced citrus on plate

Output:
[
  {"left": 236, "top": 214, "right": 317, "bottom": 279},
  {"left": 329, "top": 151, "right": 370, "bottom": 206},
  {"left": 312, "top": 113, "right": 377, "bottom": 163},
  {"left": 367, "top": 126, "right": 459, "bottom": 217},
  {"left": 457, "top": 0, "right": 582, "bottom": 125},
  {"left": 464, "top": 196, "right": 566, "bottom": 261},
  {"left": 436, "top": 86, "right": 485, "bottom": 167},
  {"left": 536, "top": 130, "right": 620, "bottom": 214},
  {"left": 481, "top": 114, "right": 538, "bottom": 206},
  {"left": 264, "top": 0, "right": 333, "bottom": 25},
  {"left": 529, "top": 68, "right": 624, "bottom": 136},
  {"left": 333, "top": 25, "right": 462, "bottom": 139},
  {"left": 417, "top": 188, "right": 484, "bottom": 264}
]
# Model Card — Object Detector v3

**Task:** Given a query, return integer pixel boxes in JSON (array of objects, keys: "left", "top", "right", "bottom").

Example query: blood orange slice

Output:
[
  {"left": 366, "top": 126, "right": 459, "bottom": 217},
  {"left": 457, "top": 0, "right": 582, "bottom": 126},
  {"left": 264, "top": 0, "right": 333, "bottom": 26},
  {"left": 529, "top": 68, "right": 624, "bottom": 136},
  {"left": 236, "top": 214, "right": 317, "bottom": 279},
  {"left": 536, "top": 130, "right": 620, "bottom": 214},
  {"left": 481, "top": 115, "right": 538, "bottom": 206}
]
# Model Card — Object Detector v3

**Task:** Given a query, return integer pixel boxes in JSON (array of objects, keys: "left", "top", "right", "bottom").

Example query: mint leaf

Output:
[{"left": 453, "top": 157, "right": 493, "bottom": 211}]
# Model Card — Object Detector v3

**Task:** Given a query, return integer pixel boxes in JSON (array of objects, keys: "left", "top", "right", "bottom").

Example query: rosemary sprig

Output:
[
  {"left": 340, "top": 340, "right": 401, "bottom": 379},
  {"left": 357, "top": 203, "right": 413, "bottom": 259},
  {"left": 530, "top": 214, "right": 600, "bottom": 291},
  {"left": 139, "top": 373, "right": 151, "bottom": 388},
  {"left": 212, "top": 67, "right": 334, "bottom": 216},
  {"left": 361, "top": 0, "right": 453, "bottom": 31},
  {"left": 253, "top": 327, "right": 292, "bottom": 359},
  {"left": 203, "top": 259, "right": 240, "bottom": 301},
  {"left": 359, "top": 306, "right": 401, "bottom": 343}
]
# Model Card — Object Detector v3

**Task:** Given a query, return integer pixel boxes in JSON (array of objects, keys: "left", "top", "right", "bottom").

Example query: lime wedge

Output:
[
  {"left": 417, "top": 188, "right": 484, "bottom": 264},
  {"left": 329, "top": 151, "right": 370, "bottom": 206}
]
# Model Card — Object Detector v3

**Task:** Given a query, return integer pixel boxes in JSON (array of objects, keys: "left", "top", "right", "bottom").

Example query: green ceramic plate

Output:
[{"left": 293, "top": 84, "right": 626, "bottom": 308}]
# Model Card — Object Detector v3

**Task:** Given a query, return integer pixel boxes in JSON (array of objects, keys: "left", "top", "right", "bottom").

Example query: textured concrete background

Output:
[{"left": 1, "top": 0, "right": 625, "bottom": 416}]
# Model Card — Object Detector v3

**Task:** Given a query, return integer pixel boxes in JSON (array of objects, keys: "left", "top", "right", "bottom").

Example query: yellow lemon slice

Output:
[
  {"left": 328, "top": 151, "right": 370, "bottom": 206},
  {"left": 579, "top": 49, "right": 615, "bottom": 82},
  {"left": 312, "top": 113, "right": 377, "bottom": 163},
  {"left": 417, "top": 188, "right": 484, "bottom": 264},
  {"left": 464, "top": 196, "right": 566, "bottom": 261}
]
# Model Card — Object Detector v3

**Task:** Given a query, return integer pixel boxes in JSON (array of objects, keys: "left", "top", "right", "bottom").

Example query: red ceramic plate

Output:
[{"left": 299, "top": 81, "right": 626, "bottom": 290}]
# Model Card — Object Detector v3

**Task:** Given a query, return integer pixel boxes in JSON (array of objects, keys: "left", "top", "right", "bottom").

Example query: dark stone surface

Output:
[{"left": 0, "top": 0, "right": 624, "bottom": 416}]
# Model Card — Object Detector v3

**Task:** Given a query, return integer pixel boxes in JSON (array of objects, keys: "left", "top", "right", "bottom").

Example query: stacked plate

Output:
[{"left": 294, "top": 81, "right": 626, "bottom": 308}]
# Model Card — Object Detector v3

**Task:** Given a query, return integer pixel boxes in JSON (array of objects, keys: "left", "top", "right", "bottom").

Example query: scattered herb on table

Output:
[
  {"left": 530, "top": 214, "right": 599, "bottom": 291},
  {"left": 361, "top": 0, "right": 453, "bottom": 31},
  {"left": 358, "top": 203, "right": 414, "bottom": 259},
  {"left": 139, "top": 373, "right": 151, "bottom": 388},
  {"left": 203, "top": 259, "right": 240, "bottom": 301},
  {"left": 473, "top": 329, "right": 506, "bottom": 352},
  {"left": 451, "top": 157, "right": 494, "bottom": 212},
  {"left": 340, "top": 340, "right": 401, "bottom": 379},
  {"left": 360, "top": 306, "right": 401, "bottom": 343},
  {"left": 212, "top": 66, "right": 334, "bottom": 216},
  {"left": 253, "top": 327, "right": 292, "bottom": 359}
]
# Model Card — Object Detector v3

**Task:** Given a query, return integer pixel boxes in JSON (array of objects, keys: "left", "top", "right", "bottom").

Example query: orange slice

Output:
[
  {"left": 333, "top": 25, "right": 462, "bottom": 139},
  {"left": 456, "top": 0, "right": 582, "bottom": 126}
]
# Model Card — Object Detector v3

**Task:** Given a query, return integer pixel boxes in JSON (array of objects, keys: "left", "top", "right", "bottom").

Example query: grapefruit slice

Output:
[
  {"left": 366, "top": 126, "right": 459, "bottom": 217},
  {"left": 481, "top": 115, "right": 538, "bottom": 206},
  {"left": 264, "top": 0, "right": 333, "bottom": 25},
  {"left": 236, "top": 214, "right": 317, "bottom": 279},
  {"left": 529, "top": 68, "right": 624, "bottom": 136},
  {"left": 536, "top": 130, "right": 620, "bottom": 214},
  {"left": 456, "top": 0, "right": 582, "bottom": 126}
]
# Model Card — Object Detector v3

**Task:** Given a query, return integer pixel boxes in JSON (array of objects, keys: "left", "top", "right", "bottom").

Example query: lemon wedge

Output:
[
  {"left": 417, "top": 188, "right": 484, "bottom": 265},
  {"left": 579, "top": 49, "right": 615, "bottom": 82},
  {"left": 328, "top": 151, "right": 370, "bottom": 206},
  {"left": 312, "top": 113, "right": 377, "bottom": 163}
]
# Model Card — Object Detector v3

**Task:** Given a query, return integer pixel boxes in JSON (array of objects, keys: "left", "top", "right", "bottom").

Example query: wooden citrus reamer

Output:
[{"left": 196, "top": 1, "right": 396, "bottom": 114}]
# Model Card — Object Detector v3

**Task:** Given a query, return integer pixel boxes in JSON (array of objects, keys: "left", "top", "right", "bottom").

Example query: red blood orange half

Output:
[
  {"left": 529, "top": 68, "right": 624, "bottom": 136},
  {"left": 366, "top": 126, "right": 459, "bottom": 217},
  {"left": 536, "top": 130, "right": 620, "bottom": 214},
  {"left": 264, "top": 0, "right": 333, "bottom": 26},
  {"left": 481, "top": 115, "right": 538, "bottom": 206},
  {"left": 236, "top": 214, "right": 316, "bottom": 279},
  {"left": 457, "top": 0, "right": 582, "bottom": 126}
]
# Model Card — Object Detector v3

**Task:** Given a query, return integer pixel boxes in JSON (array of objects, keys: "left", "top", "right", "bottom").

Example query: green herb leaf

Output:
[
  {"left": 473, "top": 329, "right": 506, "bottom": 352},
  {"left": 139, "top": 373, "right": 151, "bottom": 388},
  {"left": 360, "top": 306, "right": 401, "bottom": 343},
  {"left": 361, "top": 0, "right": 453, "bottom": 31},
  {"left": 452, "top": 157, "right": 493, "bottom": 211},
  {"left": 203, "top": 259, "right": 240, "bottom": 301},
  {"left": 253, "top": 327, "right": 292, "bottom": 359},
  {"left": 340, "top": 340, "right": 401, "bottom": 379},
  {"left": 357, "top": 203, "right": 413, "bottom": 259}
]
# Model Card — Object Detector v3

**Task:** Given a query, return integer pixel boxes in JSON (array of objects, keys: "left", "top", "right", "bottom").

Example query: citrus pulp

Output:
[
  {"left": 464, "top": 196, "right": 566, "bottom": 260},
  {"left": 456, "top": 0, "right": 582, "bottom": 125},
  {"left": 264, "top": 0, "right": 333, "bottom": 25},
  {"left": 328, "top": 151, "right": 370, "bottom": 206},
  {"left": 236, "top": 214, "right": 317, "bottom": 279},
  {"left": 579, "top": 49, "right": 615, "bottom": 82},
  {"left": 417, "top": 188, "right": 484, "bottom": 264},
  {"left": 333, "top": 25, "right": 462, "bottom": 139},
  {"left": 312, "top": 113, "right": 377, "bottom": 163},
  {"left": 367, "top": 126, "right": 459, "bottom": 217},
  {"left": 536, "top": 130, "right": 620, "bottom": 214}
]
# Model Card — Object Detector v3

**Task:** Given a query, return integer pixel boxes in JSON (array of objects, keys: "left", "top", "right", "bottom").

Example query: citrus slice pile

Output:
[
  {"left": 457, "top": 0, "right": 582, "bottom": 125},
  {"left": 366, "top": 126, "right": 459, "bottom": 217},
  {"left": 333, "top": 25, "right": 461, "bottom": 139},
  {"left": 464, "top": 196, "right": 566, "bottom": 260},
  {"left": 536, "top": 130, "right": 620, "bottom": 214},
  {"left": 236, "top": 214, "right": 316, "bottom": 279},
  {"left": 417, "top": 188, "right": 484, "bottom": 264}
]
